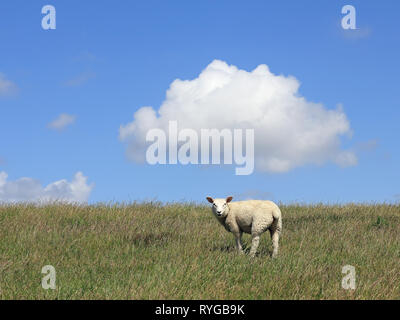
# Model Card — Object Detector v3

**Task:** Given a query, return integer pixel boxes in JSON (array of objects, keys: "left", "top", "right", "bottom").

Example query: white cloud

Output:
[
  {"left": 64, "top": 71, "right": 95, "bottom": 87},
  {"left": 0, "top": 171, "right": 93, "bottom": 203},
  {"left": 0, "top": 73, "right": 18, "bottom": 96},
  {"left": 48, "top": 113, "right": 76, "bottom": 131},
  {"left": 119, "top": 60, "right": 357, "bottom": 173}
]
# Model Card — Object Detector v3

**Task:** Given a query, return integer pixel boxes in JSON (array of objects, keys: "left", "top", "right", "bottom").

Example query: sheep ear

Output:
[
  {"left": 206, "top": 197, "right": 214, "bottom": 204},
  {"left": 226, "top": 196, "right": 233, "bottom": 203}
]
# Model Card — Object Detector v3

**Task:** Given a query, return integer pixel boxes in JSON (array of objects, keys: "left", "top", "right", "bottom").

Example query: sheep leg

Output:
[
  {"left": 234, "top": 231, "right": 243, "bottom": 254},
  {"left": 249, "top": 234, "right": 260, "bottom": 257},
  {"left": 270, "top": 230, "right": 279, "bottom": 258}
]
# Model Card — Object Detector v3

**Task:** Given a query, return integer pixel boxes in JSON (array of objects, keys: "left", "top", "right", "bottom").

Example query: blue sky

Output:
[{"left": 0, "top": 0, "right": 399, "bottom": 204}]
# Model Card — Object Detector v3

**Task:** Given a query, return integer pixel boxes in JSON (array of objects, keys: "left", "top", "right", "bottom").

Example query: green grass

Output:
[{"left": 0, "top": 202, "right": 399, "bottom": 299}]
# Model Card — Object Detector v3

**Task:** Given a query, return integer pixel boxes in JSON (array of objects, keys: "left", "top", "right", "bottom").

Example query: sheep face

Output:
[{"left": 206, "top": 196, "right": 233, "bottom": 218}]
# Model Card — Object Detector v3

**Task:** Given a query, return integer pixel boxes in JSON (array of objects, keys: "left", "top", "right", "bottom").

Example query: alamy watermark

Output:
[
  {"left": 41, "top": 265, "right": 56, "bottom": 289},
  {"left": 145, "top": 121, "right": 255, "bottom": 175},
  {"left": 341, "top": 265, "right": 356, "bottom": 290},
  {"left": 41, "top": 5, "right": 56, "bottom": 30},
  {"left": 341, "top": 5, "right": 356, "bottom": 30}
]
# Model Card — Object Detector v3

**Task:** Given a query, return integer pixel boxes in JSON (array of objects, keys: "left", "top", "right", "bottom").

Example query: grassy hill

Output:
[{"left": 0, "top": 202, "right": 399, "bottom": 299}]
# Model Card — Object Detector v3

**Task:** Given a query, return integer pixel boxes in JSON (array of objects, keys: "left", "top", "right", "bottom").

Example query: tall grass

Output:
[{"left": 0, "top": 202, "right": 399, "bottom": 299}]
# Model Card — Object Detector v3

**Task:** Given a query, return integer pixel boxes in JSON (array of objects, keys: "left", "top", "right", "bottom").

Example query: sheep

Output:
[{"left": 206, "top": 196, "right": 282, "bottom": 258}]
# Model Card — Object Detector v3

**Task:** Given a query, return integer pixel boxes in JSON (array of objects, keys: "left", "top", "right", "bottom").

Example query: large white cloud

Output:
[
  {"left": 119, "top": 60, "right": 357, "bottom": 173},
  {"left": 0, "top": 171, "right": 93, "bottom": 203}
]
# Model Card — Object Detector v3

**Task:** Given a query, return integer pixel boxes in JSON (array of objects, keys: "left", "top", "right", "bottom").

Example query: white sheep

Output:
[{"left": 206, "top": 196, "right": 282, "bottom": 258}]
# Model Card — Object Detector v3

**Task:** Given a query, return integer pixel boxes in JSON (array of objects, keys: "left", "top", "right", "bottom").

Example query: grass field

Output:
[{"left": 0, "top": 202, "right": 399, "bottom": 299}]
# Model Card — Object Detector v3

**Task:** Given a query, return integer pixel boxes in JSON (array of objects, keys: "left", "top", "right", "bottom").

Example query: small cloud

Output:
[
  {"left": 0, "top": 171, "right": 94, "bottom": 203},
  {"left": 0, "top": 73, "right": 18, "bottom": 96},
  {"left": 341, "top": 26, "right": 372, "bottom": 40},
  {"left": 337, "top": 18, "right": 372, "bottom": 40},
  {"left": 64, "top": 71, "right": 95, "bottom": 87},
  {"left": 356, "top": 139, "right": 378, "bottom": 153},
  {"left": 73, "top": 51, "right": 100, "bottom": 63},
  {"left": 48, "top": 113, "right": 76, "bottom": 131},
  {"left": 0, "top": 157, "right": 5, "bottom": 166},
  {"left": 335, "top": 150, "right": 358, "bottom": 167},
  {"left": 383, "top": 152, "right": 391, "bottom": 161}
]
